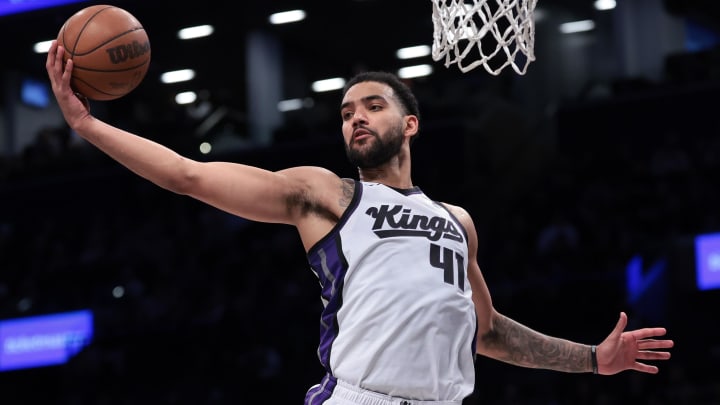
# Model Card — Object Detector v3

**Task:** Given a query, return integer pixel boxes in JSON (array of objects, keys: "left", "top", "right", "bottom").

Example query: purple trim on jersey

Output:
[
  {"left": 304, "top": 373, "right": 338, "bottom": 405},
  {"left": 311, "top": 235, "right": 348, "bottom": 370},
  {"left": 471, "top": 313, "right": 479, "bottom": 359},
  {"left": 306, "top": 180, "right": 363, "bottom": 373}
]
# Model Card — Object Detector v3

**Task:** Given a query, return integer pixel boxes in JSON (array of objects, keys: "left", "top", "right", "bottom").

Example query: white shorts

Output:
[{"left": 307, "top": 378, "right": 463, "bottom": 405}]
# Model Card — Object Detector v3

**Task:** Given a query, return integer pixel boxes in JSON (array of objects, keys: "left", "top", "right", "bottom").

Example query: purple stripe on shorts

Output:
[{"left": 305, "top": 373, "right": 337, "bottom": 405}]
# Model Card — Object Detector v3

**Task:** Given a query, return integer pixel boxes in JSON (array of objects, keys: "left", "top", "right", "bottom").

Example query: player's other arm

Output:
[
  {"left": 450, "top": 204, "right": 672, "bottom": 375},
  {"left": 452, "top": 204, "right": 594, "bottom": 372},
  {"left": 46, "top": 40, "right": 338, "bottom": 226}
]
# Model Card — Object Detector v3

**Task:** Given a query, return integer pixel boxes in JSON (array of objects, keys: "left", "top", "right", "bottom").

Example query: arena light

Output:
[
  {"left": 396, "top": 45, "right": 431, "bottom": 60},
  {"left": 0, "top": 310, "right": 93, "bottom": 372},
  {"left": 33, "top": 40, "right": 53, "bottom": 53},
  {"left": 559, "top": 20, "right": 596, "bottom": 34},
  {"left": 178, "top": 24, "right": 214, "bottom": 40},
  {"left": 278, "top": 98, "right": 303, "bottom": 112},
  {"left": 311, "top": 77, "right": 346, "bottom": 93},
  {"left": 175, "top": 91, "right": 197, "bottom": 105},
  {"left": 278, "top": 98, "right": 314, "bottom": 112},
  {"left": 696, "top": 232, "right": 720, "bottom": 291},
  {"left": 269, "top": 9, "right": 306, "bottom": 25},
  {"left": 199, "top": 142, "right": 212, "bottom": 155},
  {"left": 398, "top": 64, "right": 433, "bottom": 79},
  {"left": 593, "top": 0, "right": 616, "bottom": 10},
  {"left": 160, "top": 69, "right": 196, "bottom": 84},
  {"left": 0, "top": 0, "right": 87, "bottom": 17}
]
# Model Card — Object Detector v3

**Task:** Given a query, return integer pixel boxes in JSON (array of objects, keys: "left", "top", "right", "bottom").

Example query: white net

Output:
[{"left": 431, "top": 0, "right": 538, "bottom": 75}]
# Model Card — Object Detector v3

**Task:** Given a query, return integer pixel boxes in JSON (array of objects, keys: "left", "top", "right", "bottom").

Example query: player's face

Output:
[{"left": 340, "top": 82, "right": 406, "bottom": 169}]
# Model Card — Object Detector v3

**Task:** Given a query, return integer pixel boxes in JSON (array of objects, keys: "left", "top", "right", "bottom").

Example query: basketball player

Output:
[{"left": 46, "top": 41, "right": 673, "bottom": 405}]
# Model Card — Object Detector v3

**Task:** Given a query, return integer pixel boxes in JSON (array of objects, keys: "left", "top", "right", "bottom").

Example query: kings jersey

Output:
[{"left": 307, "top": 181, "right": 477, "bottom": 401}]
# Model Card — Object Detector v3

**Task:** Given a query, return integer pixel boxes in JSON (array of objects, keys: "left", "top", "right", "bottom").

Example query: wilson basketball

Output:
[{"left": 56, "top": 5, "right": 151, "bottom": 101}]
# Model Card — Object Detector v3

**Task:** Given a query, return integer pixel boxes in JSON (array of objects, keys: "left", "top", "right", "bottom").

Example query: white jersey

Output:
[{"left": 306, "top": 181, "right": 477, "bottom": 401}]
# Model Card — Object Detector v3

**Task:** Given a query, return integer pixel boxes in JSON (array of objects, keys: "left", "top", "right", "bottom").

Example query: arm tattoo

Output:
[
  {"left": 339, "top": 178, "right": 355, "bottom": 208},
  {"left": 285, "top": 179, "right": 348, "bottom": 222},
  {"left": 481, "top": 313, "right": 591, "bottom": 373}
]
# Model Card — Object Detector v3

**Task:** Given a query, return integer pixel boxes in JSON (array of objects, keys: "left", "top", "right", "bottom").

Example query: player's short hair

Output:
[{"left": 342, "top": 71, "right": 421, "bottom": 124}]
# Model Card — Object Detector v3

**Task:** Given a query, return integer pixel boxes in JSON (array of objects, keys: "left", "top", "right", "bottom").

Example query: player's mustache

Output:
[{"left": 351, "top": 126, "right": 378, "bottom": 144}]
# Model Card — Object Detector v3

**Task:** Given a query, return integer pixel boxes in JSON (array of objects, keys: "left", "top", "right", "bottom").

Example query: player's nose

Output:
[{"left": 351, "top": 109, "right": 368, "bottom": 126}]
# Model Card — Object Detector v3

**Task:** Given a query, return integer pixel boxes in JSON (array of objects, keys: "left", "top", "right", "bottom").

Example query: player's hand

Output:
[
  {"left": 596, "top": 312, "right": 674, "bottom": 375},
  {"left": 45, "top": 40, "right": 92, "bottom": 128}
]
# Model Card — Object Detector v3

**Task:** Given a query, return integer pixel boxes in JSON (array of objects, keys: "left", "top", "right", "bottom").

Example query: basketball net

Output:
[{"left": 431, "top": 0, "right": 538, "bottom": 75}]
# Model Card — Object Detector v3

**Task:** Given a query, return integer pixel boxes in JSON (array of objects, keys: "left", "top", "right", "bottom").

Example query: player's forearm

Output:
[
  {"left": 75, "top": 116, "right": 193, "bottom": 193},
  {"left": 478, "top": 313, "right": 593, "bottom": 373}
]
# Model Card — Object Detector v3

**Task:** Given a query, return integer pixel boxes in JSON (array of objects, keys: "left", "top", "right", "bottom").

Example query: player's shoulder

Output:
[
  {"left": 439, "top": 202, "right": 473, "bottom": 226},
  {"left": 439, "top": 201, "right": 467, "bottom": 215},
  {"left": 280, "top": 165, "right": 343, "bottom": 185}
]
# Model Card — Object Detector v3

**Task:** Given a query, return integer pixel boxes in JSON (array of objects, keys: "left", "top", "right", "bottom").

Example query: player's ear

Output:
[{"left": 404, "top": 115, "right": 419, "bottom": 138}]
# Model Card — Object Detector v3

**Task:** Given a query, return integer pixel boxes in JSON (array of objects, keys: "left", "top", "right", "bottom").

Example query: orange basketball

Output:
[{"left": 56, "top": 4, "right": 151, "bottom": 101}]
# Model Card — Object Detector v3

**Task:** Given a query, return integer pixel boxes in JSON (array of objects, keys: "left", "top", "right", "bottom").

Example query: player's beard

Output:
[{"left": 345, "top": 122, "right": 404, "bottom": 169}]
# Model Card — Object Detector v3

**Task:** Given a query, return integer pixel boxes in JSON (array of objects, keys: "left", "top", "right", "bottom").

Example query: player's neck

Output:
[{"left": 357, "top": 160, "right": 413, "bottom": 189}]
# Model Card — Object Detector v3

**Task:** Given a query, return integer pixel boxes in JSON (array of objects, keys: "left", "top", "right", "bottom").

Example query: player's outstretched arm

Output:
[
  {"left": 45, "top": 40, "right": 338, "bottom": 226},
  {"left": 450, "top": 203, "right": 674, "bottom": 374},
  {"left": 475, "top": 310, "right": 673, "bottom": 375}
]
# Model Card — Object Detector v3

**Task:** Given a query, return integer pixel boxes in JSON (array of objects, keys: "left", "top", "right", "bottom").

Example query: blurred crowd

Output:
[{"left": 1, "top": 77, "right": 719, "bottom": 404}]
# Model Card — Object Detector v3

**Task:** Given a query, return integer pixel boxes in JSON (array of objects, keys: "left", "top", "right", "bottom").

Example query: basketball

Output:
[{"left": 56, "top": 5, "right": 151, "bottom": 101}]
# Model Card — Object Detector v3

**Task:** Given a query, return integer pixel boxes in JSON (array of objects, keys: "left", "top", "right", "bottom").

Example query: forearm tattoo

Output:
[{"left": 481, "top": 314, "right": 591, "bottom": 373}]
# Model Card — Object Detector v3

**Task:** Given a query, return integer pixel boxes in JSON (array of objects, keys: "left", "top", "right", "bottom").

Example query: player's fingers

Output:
[
  {"left": 51, "top": 49, "right": 67, "bottom": 91},
  {"left": 636, "top": 350, "right": 672, "bottom": 361},
  {"left": 55, "top": 46, "right": 69, "bottom": 86},
  {"left": 638, "top": 338, "right": 674, "bottom": 350},
  {"left": 45, "top": 40, "right": 58, "bottom": 71},
  {"left": 63, "top": 58, "right": 74, "bottom": 84},
  {"left": 48, "top": 43, "right": 64, "bottom": 85},
  {"left": 633, "top": 362, "right": 660, "bottom": 374},
  {"left": 630, "top": 327, "right": 668, "bottom": 340},
  {"left": 611, "top": 311, "right": 628, "bottom": 336}
]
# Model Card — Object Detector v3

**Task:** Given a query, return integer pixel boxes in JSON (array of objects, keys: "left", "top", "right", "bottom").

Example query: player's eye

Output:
[{"left": 342, "top": 111, "right": 354, "bottom": 120}]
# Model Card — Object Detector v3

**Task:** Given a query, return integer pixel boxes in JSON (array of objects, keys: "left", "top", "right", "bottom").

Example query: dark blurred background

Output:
[{"left": 1, "top": 0, "right": 719, "bottom": 404}]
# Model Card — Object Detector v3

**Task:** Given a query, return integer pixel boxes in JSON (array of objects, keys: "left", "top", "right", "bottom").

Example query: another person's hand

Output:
[
  {"left": 45, "top": 40, "right": 92, "bottom": 129},
  {"left": 596, "top": 311, "right": 674, "bottom": 375}
]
